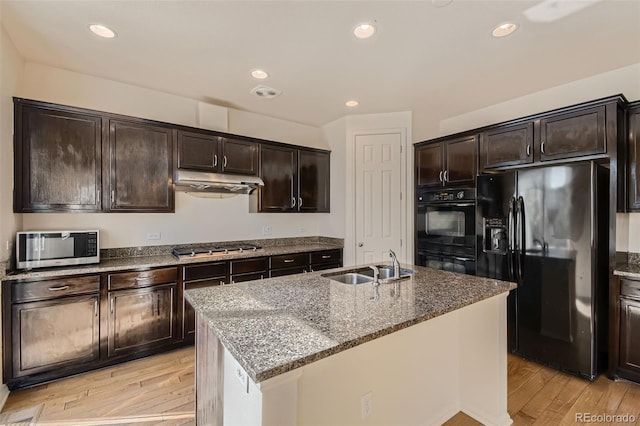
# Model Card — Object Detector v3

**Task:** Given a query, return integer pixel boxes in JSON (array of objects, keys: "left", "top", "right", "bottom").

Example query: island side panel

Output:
[
  {"left": 459, "top": 292, "right": 512, "bottom": 426},
  {"left": 196, "top": 312, "right": 224, "bottom": 426},
  {"left": 294, "top": 292, "right": 511, "bottom": 425}
]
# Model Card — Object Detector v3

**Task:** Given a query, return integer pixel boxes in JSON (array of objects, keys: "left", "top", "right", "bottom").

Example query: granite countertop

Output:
[
  {"left": 185, "top": 263, "right": 516, "bottom": 383},
  {"left": 1, "top": 242, "right": 342, "bottom": 281},
  {"left": 614, "top": 252, "right": 640, "bottom": 279}
]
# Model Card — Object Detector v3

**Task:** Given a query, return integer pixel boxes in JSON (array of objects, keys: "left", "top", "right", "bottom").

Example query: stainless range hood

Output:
[{"left": 174, "top": 170, "right": 264, "bottom": 194}]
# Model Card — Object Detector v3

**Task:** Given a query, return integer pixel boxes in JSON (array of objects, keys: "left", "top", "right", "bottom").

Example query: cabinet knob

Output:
[
  {"left": 291, "top": 197, "right": 296, "bottom": 208},
  {"left": 439, "top": 171, "right": 443, "bottom": 182},
  {"left": 541, "top": 142, "right": 545, "bottom": 154},
  {"left": 299, "top": 197, "right": 303, "bottom": 208},
  {"left": 223, "top": 156, "right": 227, "bottom": 168},
  {"left": 213, "top": 154, "right": 218, "bottom": 167},
  {"left": 358, "top": 242, "right": 364, "bottom": 247},
  {"left": 443, "top": 170, "right": 449, "bottom": 182},
  {"left": 526, "top": 144, "right": 531, "bottom": 156}
]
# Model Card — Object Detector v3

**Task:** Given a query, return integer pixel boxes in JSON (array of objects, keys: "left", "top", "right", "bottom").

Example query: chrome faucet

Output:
[
  {"left": 389, "top": 249, "right": 400, "bottom": 279},
  {"left": 369, "top": 265, "right": 380, "bottom": 286}
]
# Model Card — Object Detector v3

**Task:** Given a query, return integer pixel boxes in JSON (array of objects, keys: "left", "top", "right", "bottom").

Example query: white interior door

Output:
[{"left": 354, "top": 132, "right": 402, "bottom": 265}]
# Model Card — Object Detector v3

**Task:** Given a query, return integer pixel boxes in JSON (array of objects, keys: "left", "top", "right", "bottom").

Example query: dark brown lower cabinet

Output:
[
  {"left": 3, "top": 275, "right": 101, "bottom": 388},
  {"left": 12, "top": 294, "right": 99, "bottom": 378},
  {"left": 309, "top": 249, "right": 342, "bottom": 272},
  {"left": 611, "top": 277, "right": 640, "bottom": 383},
  {"left": 107, "top": 283, "right": 177, "bottom": 358},
  {"left": 181, "top": 261, "right": 228, "bottom": 341}
]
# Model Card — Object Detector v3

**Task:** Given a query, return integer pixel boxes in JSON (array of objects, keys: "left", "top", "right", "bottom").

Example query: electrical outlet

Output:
[
  {"left": 361, "top": 392, "right": 373, "bottom": 418},
  {"left": 262, "top": 225, "right": 272, "bottom": 236},
  {"left": 147, "top": 232, "right": 161, "bottom": 240}
]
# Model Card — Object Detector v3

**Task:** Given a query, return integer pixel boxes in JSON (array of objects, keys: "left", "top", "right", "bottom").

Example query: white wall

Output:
[
  {"left": 0, "top": 25, "right": 24, "bottom": 262},
  {"left": 436, "top": 63, "right": 640, "bottom": 253},
  {"left": 15, "top": 62, "right": 337, "bottom": 248}
]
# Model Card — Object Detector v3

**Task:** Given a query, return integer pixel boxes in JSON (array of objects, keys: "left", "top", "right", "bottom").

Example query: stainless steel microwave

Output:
[{"left": 16, "top": 230, "right": 99, "bottom": 269}]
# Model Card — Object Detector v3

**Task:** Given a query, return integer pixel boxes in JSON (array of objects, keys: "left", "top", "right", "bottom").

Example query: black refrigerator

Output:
[{"left": 476, "top": 161, "right": 609, "bottom": 380}]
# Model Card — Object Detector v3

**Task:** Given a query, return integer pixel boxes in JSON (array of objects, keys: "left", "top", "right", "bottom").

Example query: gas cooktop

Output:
[{"left": 171, "top": 244, "right": 262, "bottom": 259}]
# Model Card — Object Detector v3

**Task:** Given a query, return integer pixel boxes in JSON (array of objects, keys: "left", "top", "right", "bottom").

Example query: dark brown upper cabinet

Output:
[
  {"left": 176, "top": 130, "right": 218, "bottom": 171},
  {"left": 416, "top": 135, "right": 477, "bottom": 188},
  {"left": 258, "top": 144, "right": 297, "bottom": 212},
  {"left": 539, "top": 105, "right": 606, "bottom": 162},
  {"left": 481, "top": 122, "right": 533, "bottom": 170},
  {"left": 177, "top": 130, "right": 259, "bottom": 176},
  {"left": 14, "top": 99, "right": 103, "bottom": 212},
  {"left": 627, "top": 102, "right": 640, "bottom": 211},
  {"left": 106, "top": 119, "right": 174, "bottom": 212},
  {"left": 257, "top": 144, "right": 330, "bottom": 212},
  {"left": 298, "top": 149, "right": 330, "bottom": 212}
]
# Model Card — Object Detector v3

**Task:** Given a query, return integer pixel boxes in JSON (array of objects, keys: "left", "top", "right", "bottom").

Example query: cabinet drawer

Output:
[
  {"left": 310, "top": 262, "right": 341, "bottom": 272},
  {"left": 621, "top": 278, "right": 640, "bottom": 299},
  {"left": 270, "top": 266, "right": 307, "bottom": 277},
  {"left": 270, "top": 253, "right": 308, "bottom": 270},
  {"left": 108, "top": 267, "right": 177, "bottom": 291},
  {"left": 182, "top": 262, "right": 227, "bottom": 282},
  {"left": 231, "top": 272, "right": 265, "bottom": 283},
  {"left": 230, "top": 257, "right": 268, "bottom": 275},
  {"left": 12, "top": 275, "right": 100, "bottom": 303},
  {"left": 310, "top": 249, "right": 341, "bottom": 265}
]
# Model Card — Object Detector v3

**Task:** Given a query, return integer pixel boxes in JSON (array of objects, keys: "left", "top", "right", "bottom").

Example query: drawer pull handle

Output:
[
  {"left": 284, "top": 259, "right": 294, "bottom": 263},
  {"left": 135, "top": 276, "right": 151, "bottom": 281},
  {"left": 321, "top": 255, "right": 331, "bottom": 259},
  {"left": 48, "top": 285, "right": 69, "bottom": 291}
]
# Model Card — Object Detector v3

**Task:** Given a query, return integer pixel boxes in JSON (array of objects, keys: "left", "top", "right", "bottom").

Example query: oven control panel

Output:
[{"left": 417, "top": 188, "right": 475, "bottom": 203}]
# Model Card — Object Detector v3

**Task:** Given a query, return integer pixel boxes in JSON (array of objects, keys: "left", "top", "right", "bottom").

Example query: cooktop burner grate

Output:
[{"left": 171, "top": 245, "right": 262, "bottom": 258}]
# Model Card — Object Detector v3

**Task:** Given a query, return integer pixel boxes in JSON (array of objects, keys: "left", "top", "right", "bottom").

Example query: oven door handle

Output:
[
  {"left": 451, "top": 256, "right": 474, "bottom": 262},
  {"left": 419, "top": 202, "right": 475, "bottom": 207}
]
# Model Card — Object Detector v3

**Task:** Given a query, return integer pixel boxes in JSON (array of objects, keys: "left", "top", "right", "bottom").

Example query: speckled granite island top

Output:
[
  {"left": 185, "top": 264, "right": 516, "bottom": 383},
  {"left": 614, "top": 263, "right": 640, "bottom": 279}
]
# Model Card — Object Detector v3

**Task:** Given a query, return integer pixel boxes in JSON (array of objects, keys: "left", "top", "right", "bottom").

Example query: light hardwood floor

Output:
[{"left": 2, "top": 348, "right": 639, "bottom": 425}]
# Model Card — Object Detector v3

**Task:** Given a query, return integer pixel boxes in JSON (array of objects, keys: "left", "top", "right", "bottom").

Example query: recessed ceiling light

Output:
[
  {"left": 491, "top": 22, "right": 518, "bottom": 38},
  {"left": 353, "top": 23, "right": 376, "bottom": 39},
  {"left": 345, "top": 100, "right": 359, "bottom": 107},
  {"left": 251, "top": 69, "right": 269, "bottom": 80},
  {"left": 89, "top": 24, "right": 116, "bottom": 39}
]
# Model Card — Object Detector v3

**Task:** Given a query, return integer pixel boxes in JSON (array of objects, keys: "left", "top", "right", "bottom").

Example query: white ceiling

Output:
[{"left": 2, "top": 1, "right": 640, "bottom": 127}]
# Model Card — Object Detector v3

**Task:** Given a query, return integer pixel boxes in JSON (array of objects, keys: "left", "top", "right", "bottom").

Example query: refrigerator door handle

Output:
[
  {"left": 507, "top": 197, "right": 516, "bottom": 281},
  {"left": 515, "top": 196, "right": 526, "bottom": 283}
]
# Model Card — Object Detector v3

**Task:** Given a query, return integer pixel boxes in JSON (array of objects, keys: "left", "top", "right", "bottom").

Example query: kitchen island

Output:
[{"left": 186, "top": 263, "right": 516, "bottom": 426}]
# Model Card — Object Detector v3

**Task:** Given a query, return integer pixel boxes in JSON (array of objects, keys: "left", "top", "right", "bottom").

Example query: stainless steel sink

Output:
[
  {"left": 322, "top": 265, "right": 413, "bottom": 285},
  {"left": 323, "top": 272, "right": 373, "bottom": 285},
  {"left": 357, "top": 265, "right": 414, "bottom": 280}
]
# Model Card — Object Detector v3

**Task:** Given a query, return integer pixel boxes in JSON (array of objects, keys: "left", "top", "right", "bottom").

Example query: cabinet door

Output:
[
  {"left": 416, "top": 143, "right": 444, "bottom": 188},
  {"left": 298, "top": 150, "right": 330, "bottom": 212},
  {"left": 620, "top": 298, "right": 640, "bottom": 375},
  {"left": 481, "top": 123, "right": 533, "bottom": 170},
  {"left": 177, "top": 130, "right": 219, "bottom": 171},
  {"left": 539, "top": 106, "right": 606, "bottom": 161},
  {"left": 108, "top": 119, "right": 174, "bottom": 212},
  {"left": 259, "top": 144, "right": 297, "bottom": 212},
  {"left": 107, "top": 283, "right": 177, "bottom": 357},
  {"left": 12, "top": 294, "right": 99, "bottom": 377},
  {"left": 221, "top": 137, "right": 259, "bottom": 176},
  {"left": 628, "top": 104, "right": 640, "bottom": 211},
  {"left": 444, "top": 135, "right": 477, "bottom": 186},
  {"left": 15, "top": 102, "right": 102, "bottom": 212},
  {"left": 183, "top": 279, "right": 224, "bottom": 340}
]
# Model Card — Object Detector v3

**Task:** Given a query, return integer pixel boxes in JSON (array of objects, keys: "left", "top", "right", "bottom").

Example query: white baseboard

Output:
[{"left": 0, "top": 384, "right": 10, "bottom": 411}]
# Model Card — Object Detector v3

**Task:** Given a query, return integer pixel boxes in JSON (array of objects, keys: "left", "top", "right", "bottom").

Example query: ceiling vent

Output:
[{"left": 250, "top": 85, "right": 281, "bottom": 99}]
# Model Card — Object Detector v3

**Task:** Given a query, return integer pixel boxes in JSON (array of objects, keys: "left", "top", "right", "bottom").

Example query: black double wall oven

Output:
[{"left": 416, "top": 188, "right": 476, "bottom": 275}]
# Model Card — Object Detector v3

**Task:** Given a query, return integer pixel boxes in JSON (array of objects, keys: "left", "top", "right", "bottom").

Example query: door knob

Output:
[{"left": 358, "top": 243, "right": 364, "bottom": 247}]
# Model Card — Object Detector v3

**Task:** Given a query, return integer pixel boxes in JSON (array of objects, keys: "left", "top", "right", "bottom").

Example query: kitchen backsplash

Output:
[
  {"left": 629, "top": 252, "right": 640, "bottom": 265},
  {"left": 101, "top": 236, "right": 343, "bottom": 259}
]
